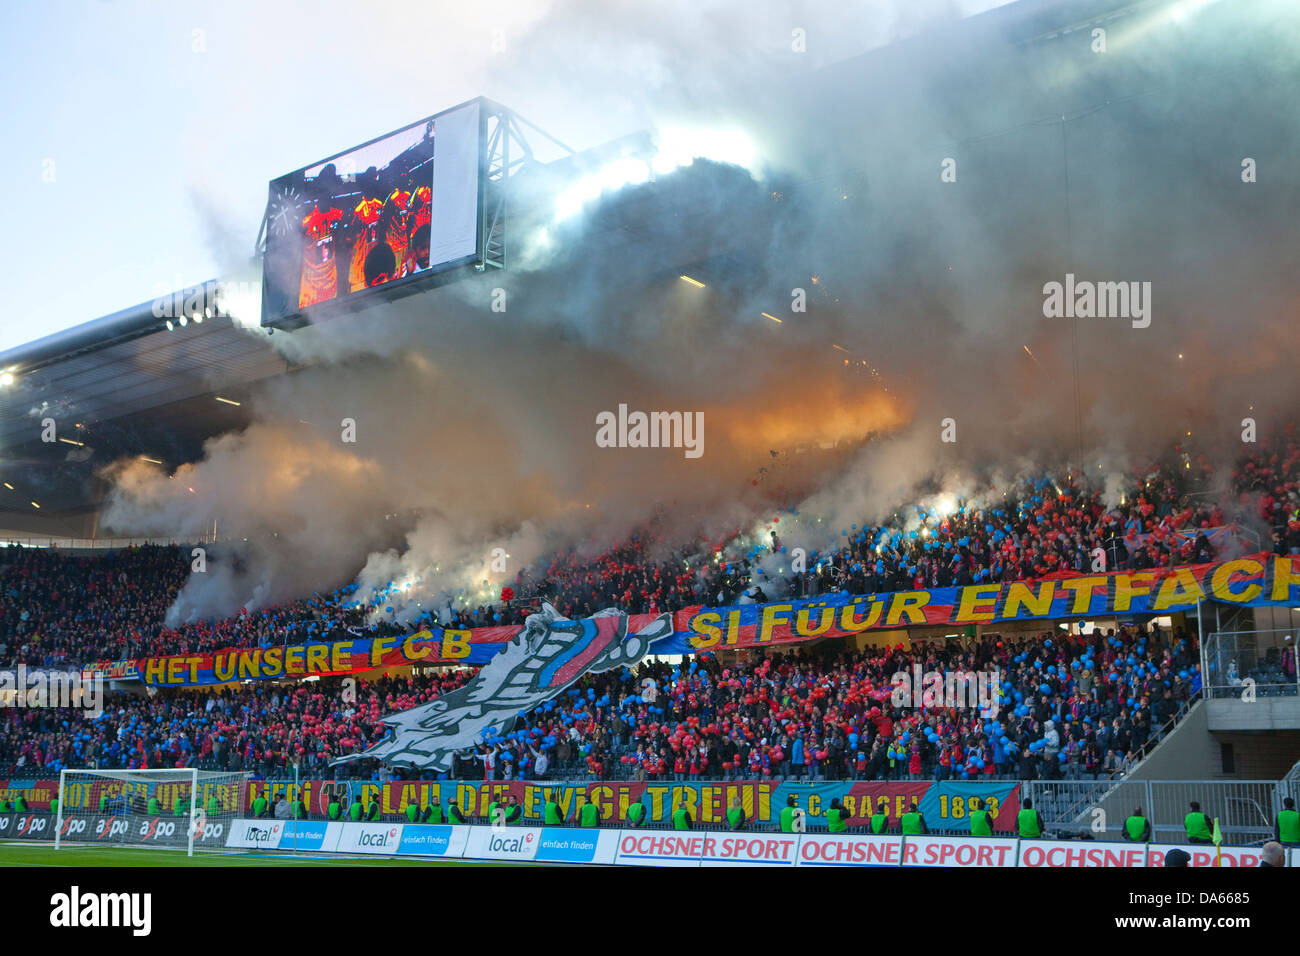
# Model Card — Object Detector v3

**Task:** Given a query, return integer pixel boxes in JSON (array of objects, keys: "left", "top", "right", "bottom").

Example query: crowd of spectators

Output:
[{"left": 2, "top": 619, "right": 1199, "bottom": 786}]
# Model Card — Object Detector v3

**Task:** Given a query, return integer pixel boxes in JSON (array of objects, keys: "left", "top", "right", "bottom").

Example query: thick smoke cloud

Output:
[{"left": 101, "top": 0, "right": 1300, "bottom": 621}]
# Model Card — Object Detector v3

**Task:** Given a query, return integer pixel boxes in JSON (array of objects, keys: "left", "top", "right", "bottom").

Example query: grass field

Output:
[{"left": 0, "top": 842, "right": 492, "bottom": 867}]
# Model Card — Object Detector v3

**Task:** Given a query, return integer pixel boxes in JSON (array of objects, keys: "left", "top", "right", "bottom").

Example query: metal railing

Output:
[{"left": 1201, "top": 628, "right": 1300, "bottom": 700}]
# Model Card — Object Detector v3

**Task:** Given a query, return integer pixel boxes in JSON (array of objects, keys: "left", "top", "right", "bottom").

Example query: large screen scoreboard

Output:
[{"left": 260, "top": 99, "right": 482, "bottom": 327}]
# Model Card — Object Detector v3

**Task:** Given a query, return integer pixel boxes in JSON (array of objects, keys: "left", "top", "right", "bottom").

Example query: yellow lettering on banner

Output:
[
  {"left": 794, "top": 604, "right": 835, "bottom": 637},
  {"left": 1270, "top": 555, "right": 1300, "bottom": 603},
  {"left": 1057, "top": 576, "right": 1107, "bottom": 614},
  {"left": 236, "top": 650, "right": 258, "bottom": 680},
  {"left": 840, "top": 598, "right": 884, "bottom": 633},
  {"left": 305, "top": 644, "right": 328, "bottom": 674},
  {"left": 145, "top": 657, "right": 166, "bottom": 684},
  {"left": 808, "top": 793, "right": 821, "bottom": 817},
  {"left": 886, "top": 591, "right": 930, "bottom": 627},
  {"left": 956, "top": 584, "right": 1002, "bottom": 622},
  {"left": 262, "top": 647, "right": 282, "bottom": 678},
  {"left": 284, "top": 646, "right": 305, "bottom": 676},
  {"left": 1153, "top": 567, "right": 1207, "bottom": 610},
  {"left": 457, "top": 783, "right": 477, "bottom": 815},
  {"left": 440, "top": 630, "right": 471, "bottom": 660},
  {"left": 757, "top": 783, "right": 773, "bottom": 821},
  {"left": 1002, "top": 580, "right": 1056, "bottom": 618},
  {"left": 166, "top": 658, "right": 185, "bottom": 684},
  {"left": 186, "top": 657, "right": 202, "bottom": 683},
  {"left": 591, "top": 785, "right": 613, "bottom": 817},
  {"left": 757, "top": 604, "right": 793, "bottom": 643},
  {"left": 675, "top": 785, "right": 698, "bottom": 817},
  {"left": 213, "top": 652, "right": 237, "bottom": 683},
  {"left": 1113, "top": 572, "right": 1156, "bottom": 612},
  {"left": 723, "top": 609, "right": 742, "bottom": 645},
  {"left": 1211, "top": 559, "right": 1263, "bottom": 604},
  {"left": 330, "top": 642, "right": 350, "bottom": 672},
  {"left": 403, "top": 632, "right": 432, "bottom": 662},
  {"left": 524, "top": 786, "right": 542, "bottom": 819},
  {"left": 701, "top": 784, "right": 722, "bottom": 823},
  {"left": 646, "top": 786, "right": 668, "bottom": 819},
  {"left": 369, "top": 636, "right": 396, "bottom": 668},
  {"left": 689, "top": 612, "right": 723, "bottom": 650}
]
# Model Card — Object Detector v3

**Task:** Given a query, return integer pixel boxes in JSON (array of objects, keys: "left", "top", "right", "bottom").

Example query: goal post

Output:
[{"left": 54, "top": 768, "right": 252, "bottom": 856}]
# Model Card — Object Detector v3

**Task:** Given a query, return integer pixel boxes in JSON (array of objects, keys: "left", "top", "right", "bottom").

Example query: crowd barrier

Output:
[
  {"left": 216, "top": 819, "right": 1294, "bottom": 866},
  {"left": 4, "top": 811, "right": 1293, "bottom": 865}
]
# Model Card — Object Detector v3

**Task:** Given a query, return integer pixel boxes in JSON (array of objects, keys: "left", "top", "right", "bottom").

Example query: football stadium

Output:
[{"left": 2, "top": 0, "right": 1299, "bottom": 924}]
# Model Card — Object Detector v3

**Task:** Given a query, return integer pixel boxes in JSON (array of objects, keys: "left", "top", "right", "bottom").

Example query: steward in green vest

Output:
[
  {"left": 488, "top": 799, "right": 502, "bottom": 827},
  {"left": 779, "top": 796, "right": 800, "bottom": 833},
  {"left": 826, "top": 799, "right": 848, "bottom": 833},
  {"left": 49, "top": 797, "right": 59, "bottom": 817},
  {"left": 292, "top": 800, "right": 306, "bottom": 819},
  {"left": 1124, "top": 808, "right": 1150, "bottom": 842},
  {"left": 969, "top": 799, "right": 992, "bottom": 837},
  {"left": 625, "top": 802, "right": 646, "bottom": 827},
  {"left": 869, "top": 810, "right": 889, "bottom": 834},
  {"left": 579, "top": 802, "right": 601, "bottom": 827},
  {"left": 99, "top": 794, "right": 109, "bottom": 812},
  {"left": 348, "top": 798, "right": 364, "bottom": 821},
  {"left": 900, "top": 798, "right": 926, "bottom": 835},
  {"left": 405, "top": 802, "right": 420, "bottom": 823},
  {"left": 206, "top": 795, "right": 219, "bottom": 815},
  {"left": 366, "top": 800, "right": 380, "bottom": 821},
  {"left": 14, "top": 794, "right": 27, "bottom": 813},
  {"left": 1184, "top": 802, "right": 1212, "bottom": 844},
  {"left": 147, "top": 795, "right": 160, "bottom": 816},
  {"left": 0, "top": 799, "right": 10, "bottom": 813},
  {"left": 448, "top": 802, "right": 468, "bottom": 824},
  {"left": 726, "top": 798, "right": 746, "bottom": 831},
  {"left": 1017, "top": 800, "right": 1042, "bottom": 839},
  {"left": 672, "top": 805, "right": 692, "bottom": 830},
  {"left": 504, "top": 797, "right": 522, "bottom": 824},
  {"left": 327, "top": 798, "right": 341, "bottom": 820},
  {"left": 173, "top": 797, "right": 190, "bottom": 817},
  {"left": 544, "top": 799, "right": 565, "bottom": 825},
  {"left": 1275, "top": 798, "right": 1299, "bottom": 845},
  {"left": 252, "top": 795, "right": 269, "bottom": 818},
  {"left": 424, "top": 797, "right": 443, "bottom": 824}
]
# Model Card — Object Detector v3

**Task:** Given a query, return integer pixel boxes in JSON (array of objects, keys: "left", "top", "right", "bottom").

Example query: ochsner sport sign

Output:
[{"left": 1017, "top": 840, "right": 1263, "bottom": 868}]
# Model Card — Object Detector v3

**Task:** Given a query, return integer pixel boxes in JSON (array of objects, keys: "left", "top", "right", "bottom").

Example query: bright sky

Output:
[{"left": 0, "top": 0, "right": 1014, "bottom": 353}]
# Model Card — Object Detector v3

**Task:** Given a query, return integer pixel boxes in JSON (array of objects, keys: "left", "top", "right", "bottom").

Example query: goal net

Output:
[{"left": 54, "top": 769, "right": 252, "bottom": 856}]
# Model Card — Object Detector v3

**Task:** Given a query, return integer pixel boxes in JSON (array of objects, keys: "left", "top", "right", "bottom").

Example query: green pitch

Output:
[{"left": 0, "top": 843, "right": 494, "bottom": 867}]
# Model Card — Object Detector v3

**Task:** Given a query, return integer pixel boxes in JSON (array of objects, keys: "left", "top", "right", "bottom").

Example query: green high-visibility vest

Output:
[
  {"left": 827, "top": 808, "right": 848, "bottom": 833},
  {"left": 292, "top": 802, "right": 305, "bottom": 819},
  {"left": 969, "top": 809, "right": 992, "bottom": 836},
  {"left": 869, "top": 813, "right": 888, "bottom": 834},
  {"left": 173, "top": 799, "right": 189, "bottom": 817},
  {"left": 349, "top": 801, "right": 363, "bottom": 821},
  {"left": 14, "top": 796, "right": 26, "bottom": 812},
  {"left": 147, "top": 797, "right": 160, "bottom": 816},
  {"left": 425, "top": 805, "right": 444, "bottom": 824},
  {"left": 327, "top": 801, "right": 341, "bottom": 820},
  {"left": 626, "top": 803, "right": 646, "bottom": 827},
  {"left": 1125, "top": 815, "right": 1148, "bottom": 841},
  {"left": 579, "top": 803, "right": 599, "bottom": 827},
  {"left": 544, "top": 801, "right": 564, "bottom": 825},
  {"left": 779, "top": 806, "right": 796, "bottom": 833},
  {"left": 672, "top": 808, "right": 690, "bottom": 830},
  {"left": 488, "top": 801, "right": 501, "bottom": 826},
  {"left": 727, "top": 806, "right": 744, "bottom": 830},
  {"left": 99, "top": 795, "right": 108, "bottom": 812},
  {"left": 49, "top": 798, "right": 59, "bottom": 816},
  {"left": 0, "top": 800, "right": 9, "bottom": 812},
  {"left": 901, "top": 811, "right": 923, "bottom": 835},
  {"left": 1017, "top": 808, "right": 1041, "bottom": 838},
  {"left": 449, "top": 806, "right": 467, "bottom": 824},
  {"left": 366, "top": 802, "right": 379, "bottom": 821},
  {"left": 252, "top": 796, "right": 268, "bottom": 817},
  {"left": 1184, "top": 812, "right": 1211, "bottom": 841},
  {"left": 1277, "top": 810, "right": 1299, "bottom": 843},
  {"left": 206, "top": 796, "right": 219, "bottom": 814},
  {"left": 405, "top": 804, "right": 419, "bottom": 823}
]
